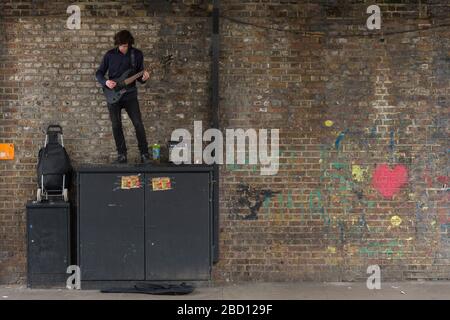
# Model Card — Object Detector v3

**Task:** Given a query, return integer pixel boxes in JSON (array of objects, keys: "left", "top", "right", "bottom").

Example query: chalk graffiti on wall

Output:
[
  {"left": 231, "top": 183, "right": 278, "bottom": 220},
  {"left": 409, "top": 150, "right": 449, "bottom": 258},
  {"left": 352, "top": 165, "right": 369, "bottom": 182},
  {"left": 334, "top": 129, "right": 348, "bottom": 150},
  {"left": 226, "top": 121, "right": 447, "bottom": 263},
  {"left": 359, "top": 240, "right": 404, "bottom": 258},
  {"left": 372, "top": 164, "right": 408, "bottom": 199}
]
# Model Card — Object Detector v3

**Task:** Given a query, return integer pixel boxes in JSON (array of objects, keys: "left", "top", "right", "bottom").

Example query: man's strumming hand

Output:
[{"left": 106, "top": 80, "right": 116, "bottom": 89}]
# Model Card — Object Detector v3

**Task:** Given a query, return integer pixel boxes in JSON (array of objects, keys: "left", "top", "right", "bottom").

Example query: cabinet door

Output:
[
  {"left": 145, "top": 173, "right": 211, "bottom": 280},
  {"left": 79, "top": 173, "right": 145, "bottom": 280},
  {"left": 28, "top": 206, "right": 69, "bottom": 274}
]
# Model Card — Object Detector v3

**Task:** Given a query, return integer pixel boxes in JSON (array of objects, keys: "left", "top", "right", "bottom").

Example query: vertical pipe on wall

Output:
[{"left": 211, "top": 0, "right": 220, "bottom": 264}]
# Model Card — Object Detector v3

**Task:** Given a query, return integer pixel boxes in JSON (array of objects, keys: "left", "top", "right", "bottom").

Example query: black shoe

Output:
[
  {"left": 141, "top": 153, "right": 151, "bottom": 164},
  {"left": 113, "top": 154, "right": 127, "bottom": 164}
]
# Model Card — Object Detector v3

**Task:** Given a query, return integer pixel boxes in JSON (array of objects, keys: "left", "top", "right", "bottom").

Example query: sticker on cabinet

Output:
[
  {"left": 120, "top": 175, "right": 142, "bottom": 189},
  {"left": 151, "top": 177, "right": 172, "bottom": 191}
]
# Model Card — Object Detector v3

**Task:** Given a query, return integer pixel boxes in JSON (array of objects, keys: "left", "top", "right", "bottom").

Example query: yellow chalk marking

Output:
[
  {"left": 352, "top": 165, "right": 369, "bottom": 182},
  {"left": 390, "top": 215, "right": 402, "bottom": 227}
]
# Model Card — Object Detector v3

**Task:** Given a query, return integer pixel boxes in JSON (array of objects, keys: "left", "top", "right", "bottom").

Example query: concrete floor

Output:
[{"left": 0, "top": 281, "right": 449, "bottom": 300}]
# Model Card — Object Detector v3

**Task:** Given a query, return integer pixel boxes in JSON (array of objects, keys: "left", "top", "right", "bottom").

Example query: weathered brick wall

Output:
[
  {"left": 216, "top": 0, "right": 449, "bottom": 282},
  {"left": 1, "top": 0, "right": 449, "bottom": 283}
]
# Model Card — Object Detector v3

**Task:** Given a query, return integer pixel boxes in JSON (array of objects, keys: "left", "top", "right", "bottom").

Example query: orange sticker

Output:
[
  {"left": 0, "top": 144, "right": 14, "bottom": 160},
  {"left": 151, "top": 177, "right": 172, "bottom": 191},
  {"left": 121, "top": 175, "right": 142, "bottom": 189}
]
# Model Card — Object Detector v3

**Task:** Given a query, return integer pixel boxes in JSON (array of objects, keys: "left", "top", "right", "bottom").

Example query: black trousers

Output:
[{"left": 107, "top": 96, "right": 149, "bottom": 156}]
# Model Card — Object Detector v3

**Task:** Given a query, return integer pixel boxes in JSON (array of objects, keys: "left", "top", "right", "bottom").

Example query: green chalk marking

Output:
[
  {"left": 332, "top": 162, "right": 348, "bottom": 170},
  {"left": 287, "top": 190, "right": 293, "bottom": 209}
]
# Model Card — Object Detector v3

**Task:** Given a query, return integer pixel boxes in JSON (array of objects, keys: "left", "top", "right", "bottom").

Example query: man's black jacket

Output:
[{"left": 96, "top": 47, "right": 146, "bottom": 100}]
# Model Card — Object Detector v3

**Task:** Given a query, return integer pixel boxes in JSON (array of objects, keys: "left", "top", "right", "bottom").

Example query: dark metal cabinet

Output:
[
  {"left": 145, "top": 173, "right": 211, "bottom": 280},
  {"left": 78, "top": 173, "right": 145, "bottom": 280},
  {"left": 27, "top": 201, "right": 70, "bottom": 288},
  {"left": 77, "top": 165, "right": 214, "bottom": 285}
]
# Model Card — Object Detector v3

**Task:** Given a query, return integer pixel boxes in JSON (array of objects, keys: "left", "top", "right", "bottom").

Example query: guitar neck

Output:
[{"left": 124, "top": 70, "right": 145, "bottom": 85}]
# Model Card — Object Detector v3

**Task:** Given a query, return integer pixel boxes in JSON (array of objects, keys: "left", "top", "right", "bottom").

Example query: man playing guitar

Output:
[{"left": 96, "top": 30, "right": 151, "bottom": 164}]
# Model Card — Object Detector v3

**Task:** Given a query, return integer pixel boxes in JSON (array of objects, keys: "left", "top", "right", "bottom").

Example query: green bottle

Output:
[{"left": 152, "top": 143, "right": 160, "bottom": 163}]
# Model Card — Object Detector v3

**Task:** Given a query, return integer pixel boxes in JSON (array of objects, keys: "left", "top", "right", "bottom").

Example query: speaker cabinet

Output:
[{"left": 27, "top": 201, "right": 70, "bottom": 288}]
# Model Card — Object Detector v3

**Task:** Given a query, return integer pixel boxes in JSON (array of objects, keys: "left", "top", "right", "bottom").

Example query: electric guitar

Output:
[
  {"left": 102, "top": 69, "right": 147, "bottom": 104},
  {"left": 102, "top": 54, "right": 174, "bottom": 104}
]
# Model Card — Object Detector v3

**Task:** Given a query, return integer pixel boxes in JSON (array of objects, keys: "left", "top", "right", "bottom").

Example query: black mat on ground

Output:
[{"left": 100, "top": 282, "right": 195, "bottom": 295}]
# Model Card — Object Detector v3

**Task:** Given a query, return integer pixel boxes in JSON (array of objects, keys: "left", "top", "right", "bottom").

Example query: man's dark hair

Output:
[{"left": 114, "top": 30, "right": 135, "bottom": 46}]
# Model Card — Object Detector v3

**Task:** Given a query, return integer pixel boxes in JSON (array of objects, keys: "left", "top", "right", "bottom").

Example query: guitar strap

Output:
[{"left": 130, "top": 48, "right": 136, "bottom": 71}]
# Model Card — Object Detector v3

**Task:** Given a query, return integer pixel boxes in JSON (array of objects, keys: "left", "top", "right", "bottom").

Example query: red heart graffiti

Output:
[{"left": 372, "top": 164, "right": 408, "bottom": 199}]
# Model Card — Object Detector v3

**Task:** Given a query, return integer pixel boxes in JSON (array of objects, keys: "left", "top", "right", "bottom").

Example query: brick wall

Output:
[{"left": 1, "top": 0, "right": 449, "bottom": 283}]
